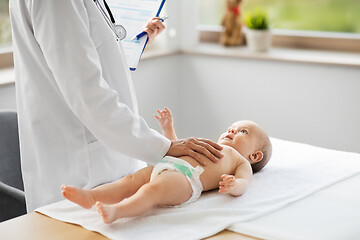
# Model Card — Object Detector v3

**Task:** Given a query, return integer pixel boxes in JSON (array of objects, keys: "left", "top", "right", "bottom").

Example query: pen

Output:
[{"left": 131, "top": 16, "right": 169, "bottom": 41}]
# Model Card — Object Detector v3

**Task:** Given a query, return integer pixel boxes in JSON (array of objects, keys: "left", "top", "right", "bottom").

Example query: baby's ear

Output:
[{"left": 249, "top": 151, "right": 263, "bottom": 163}]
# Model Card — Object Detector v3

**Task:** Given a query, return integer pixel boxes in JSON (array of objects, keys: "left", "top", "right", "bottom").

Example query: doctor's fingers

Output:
[
  {"left": 144, "top": 27, "right": 156, "bottom": 36},
  {"left": 195, "top": 138, "right": 223, "bottom": 152},
  {"left": 149, "top": 17, "right": 165, "bottom": 31},
  {"left": 166, "top": 139, "right": 217, "bottom": 165},
  {"left": 185, "top": 138, "right": 224, "bottom": 163},
  {"left": 144, "top": 27, "right": 157, "bottom": 43},
  {"left": 145, "top": 21, "right": 165, "bottom": 36}
]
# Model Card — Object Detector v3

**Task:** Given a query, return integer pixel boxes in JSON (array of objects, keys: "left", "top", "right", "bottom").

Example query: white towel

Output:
[{"left": 36, "top": 138, "right": 360, "bottom": 240}]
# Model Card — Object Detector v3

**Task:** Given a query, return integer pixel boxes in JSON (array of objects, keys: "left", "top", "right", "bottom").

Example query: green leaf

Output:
[{"left": 244, "top": 7, "right": 269, "bottom": 30}]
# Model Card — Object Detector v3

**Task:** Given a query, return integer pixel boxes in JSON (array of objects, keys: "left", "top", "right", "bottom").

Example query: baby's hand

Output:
[
  {"left": 154, "top": 107, "right": 173, "bottom": 131},
  {"left": 218, "top": 174, "right": 236, "bottom": 194}
]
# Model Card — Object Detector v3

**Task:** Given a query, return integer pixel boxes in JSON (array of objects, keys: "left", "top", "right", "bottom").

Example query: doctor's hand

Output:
[
  {"left": 166, "top": 138, "right": 223, "bottom": 166},
  {"left": 143, "top": 17, "right": 165, "bottom": 44}
]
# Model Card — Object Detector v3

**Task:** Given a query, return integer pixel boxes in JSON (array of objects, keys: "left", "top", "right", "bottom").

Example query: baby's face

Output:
[{"left": 218, "top": 120, "right": 265, "bottom": 161}]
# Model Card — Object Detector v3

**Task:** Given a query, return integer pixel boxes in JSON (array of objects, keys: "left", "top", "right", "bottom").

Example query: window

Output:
[
  {"left": 199, "top": 0, "right": 360, "bottom": 34},
  {"left": 198, "top": 0, "right": 360, "bottom": 51},
  {"left": 0, "top": 0, "right": 12, "bottom": 69},
  {"left": 0, "top": 0, "right": 167, "bottom": 68},
  {"left": 0, "top": 0, "right": 11, "bottom": 48}
]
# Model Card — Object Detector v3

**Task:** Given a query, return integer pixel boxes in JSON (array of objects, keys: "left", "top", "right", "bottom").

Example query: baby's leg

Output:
[
  {"left": 96, "top": 171, "right": 193, "bottom": 223},
  {"left": 61, "top": 166, "right": 154, "bottom": 209}
]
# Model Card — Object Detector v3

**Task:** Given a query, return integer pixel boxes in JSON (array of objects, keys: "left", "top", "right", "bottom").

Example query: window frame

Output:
[{"left": 199, "top": 25, "right": 360, "bottom": 52}]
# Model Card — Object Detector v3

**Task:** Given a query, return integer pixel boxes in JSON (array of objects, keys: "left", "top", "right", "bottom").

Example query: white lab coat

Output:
[{"left": 10, "top": 0, "right": 171, "bottom": 212}]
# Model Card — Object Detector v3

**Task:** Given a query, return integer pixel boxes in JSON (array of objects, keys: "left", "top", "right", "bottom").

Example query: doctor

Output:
[{"left": 10, "top": 0, "right": 223, "bottom": 212}]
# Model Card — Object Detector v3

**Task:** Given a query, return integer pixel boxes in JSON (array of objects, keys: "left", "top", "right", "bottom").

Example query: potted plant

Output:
[{"left": 244, "top": 8, "right": 271, "bottom": 52}]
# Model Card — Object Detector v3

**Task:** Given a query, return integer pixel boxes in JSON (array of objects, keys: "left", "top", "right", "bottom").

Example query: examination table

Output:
[
  {"left": 0, "top": 212, "right": 257, "bottom": 240},
  {"left": 1, "top": 138, "right": 359, "bottom": 240}
]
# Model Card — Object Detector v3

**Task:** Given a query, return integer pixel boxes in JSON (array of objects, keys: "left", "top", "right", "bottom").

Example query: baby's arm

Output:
[
  {"left": 219, "top": 158, "right": 253, "bottom": 197},
  {"left": 154, "top": 107, "right": 178, "bottom": 141}
]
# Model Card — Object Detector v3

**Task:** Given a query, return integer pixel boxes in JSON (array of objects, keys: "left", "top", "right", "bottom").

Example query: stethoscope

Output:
[{"left": 93, "top": 0, "right": 127, "bottom": 41}]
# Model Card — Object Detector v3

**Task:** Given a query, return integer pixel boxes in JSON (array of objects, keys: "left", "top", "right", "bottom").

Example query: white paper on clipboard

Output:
[{"left": 107, "top": 0, "right": 166, "bottom": 71}]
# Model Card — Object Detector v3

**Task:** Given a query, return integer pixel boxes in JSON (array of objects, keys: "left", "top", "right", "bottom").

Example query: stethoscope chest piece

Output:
[{"left": 114, "top": 25, "right": 126, "bottom": 41}]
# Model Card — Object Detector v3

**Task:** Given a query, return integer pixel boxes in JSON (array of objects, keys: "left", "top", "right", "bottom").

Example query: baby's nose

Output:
[{"left": 228, "top": 128, "right": 237, "bottom": 134}]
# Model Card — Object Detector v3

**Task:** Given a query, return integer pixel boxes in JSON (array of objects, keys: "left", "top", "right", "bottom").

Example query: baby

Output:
[{"left": 61, "top": 108, "right": 272, "bottom": 224}]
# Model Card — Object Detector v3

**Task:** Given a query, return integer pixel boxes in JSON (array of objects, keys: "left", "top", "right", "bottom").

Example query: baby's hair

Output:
[{"left": 251, "top": 134, "right": 272, "bottom": 174}]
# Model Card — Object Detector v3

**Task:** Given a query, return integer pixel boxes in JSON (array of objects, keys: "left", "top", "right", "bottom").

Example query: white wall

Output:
[
  {"left": 171, "top": 55, "right": 360, "bottom": 153},
  {"left": 1, "top": 54, "right": 359, "bottom": 153},
  {"left": 130, "top": 56, "right": 181, "bottom": 132},
  {"left": 135, "top": 54, "right": 360, "bottom": 154}
]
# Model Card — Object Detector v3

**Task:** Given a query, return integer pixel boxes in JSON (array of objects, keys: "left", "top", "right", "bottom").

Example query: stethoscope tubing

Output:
[
  {"left": 93, "top": 0, "right": 126, "bottom": 40},
  {"left": 102, "top": 0, "right": 116, "bottom": 23}
]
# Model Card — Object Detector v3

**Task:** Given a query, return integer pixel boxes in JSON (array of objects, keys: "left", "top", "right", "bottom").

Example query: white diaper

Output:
[{"left": 150, "top": 156, "right": 204, "bottom": 206}]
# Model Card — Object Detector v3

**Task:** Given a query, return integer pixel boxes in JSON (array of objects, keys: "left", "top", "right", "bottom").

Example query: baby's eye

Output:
[{"left": 240, "top": 129, "right": 248, "bottom": 134}]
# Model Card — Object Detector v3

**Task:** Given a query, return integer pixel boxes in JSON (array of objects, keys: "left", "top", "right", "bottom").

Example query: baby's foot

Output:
[
  {"left": 61, "top": 185, "right": 95, "bottom": 209},
  {"left": 96, "top": 202, "right": 118, "bottom": 224}
]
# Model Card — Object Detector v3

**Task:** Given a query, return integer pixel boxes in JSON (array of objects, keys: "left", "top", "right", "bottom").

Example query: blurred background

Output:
[
  {"left": 1, "top": 0, "right": 360, "bottom": 48},
  {"left": 0, "top": 0, "right": 359, "bottom": 153},
  {"left": 199, "top": 0, "right": 360, "bottom": 33},
  {"left": 0, "top": 0, "right": 10, "bottom": 48}
]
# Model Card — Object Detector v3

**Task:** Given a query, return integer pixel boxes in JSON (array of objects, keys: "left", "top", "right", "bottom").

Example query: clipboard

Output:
[{"left": 107, "top": 0, "right": 166, "bottom": 71}]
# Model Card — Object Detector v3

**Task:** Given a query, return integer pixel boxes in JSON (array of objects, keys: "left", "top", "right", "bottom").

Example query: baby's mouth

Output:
[{"left": 223, "top": 135, "right": 233, "bottom": 140}]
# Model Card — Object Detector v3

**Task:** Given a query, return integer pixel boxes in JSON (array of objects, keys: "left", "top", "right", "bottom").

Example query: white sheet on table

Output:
[
  {"left": 36, "top": 138, "right": 360, "bottom": 240},
  {"left": 228, "top": 173, "right": 360, "bottom": 240}
]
